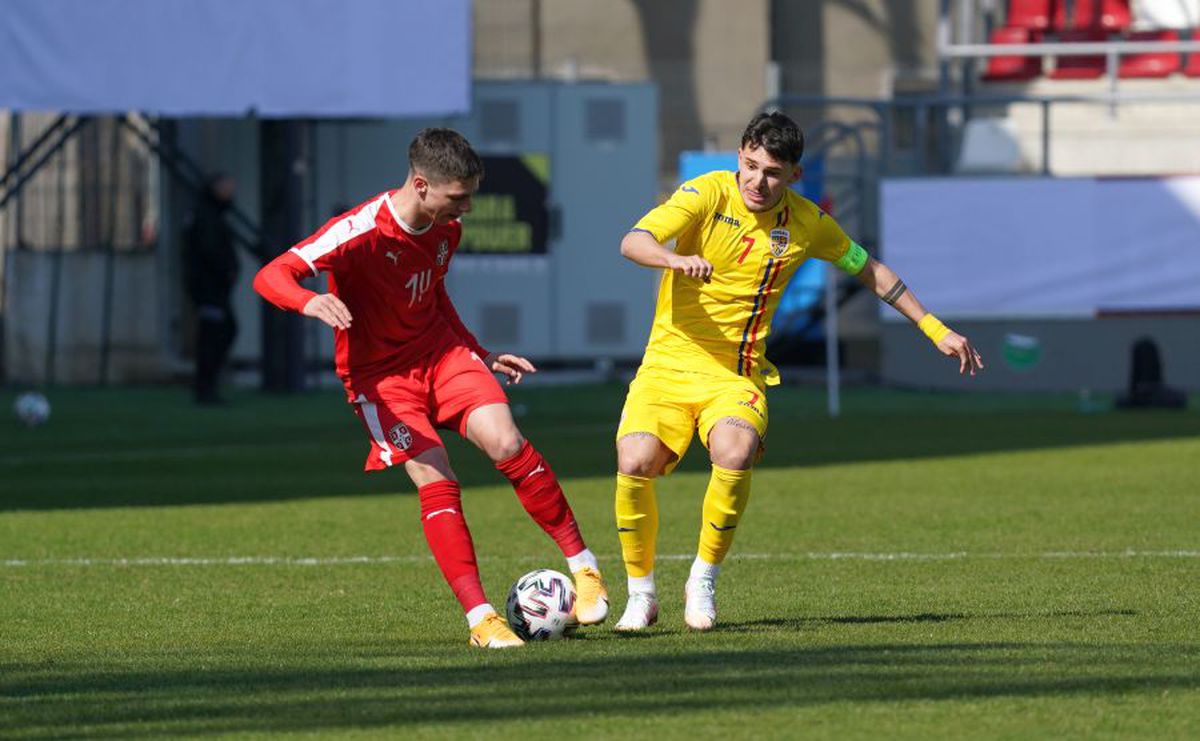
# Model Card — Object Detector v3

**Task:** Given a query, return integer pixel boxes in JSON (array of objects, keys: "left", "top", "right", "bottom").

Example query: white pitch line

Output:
[{"left": 2, "top": 550, "right": 1199, "bottom": 568}]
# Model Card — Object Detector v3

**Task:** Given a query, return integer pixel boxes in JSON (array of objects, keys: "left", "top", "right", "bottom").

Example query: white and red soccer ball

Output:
[{"left": 505, "top": 568, "right": 577, "bottom": 641}]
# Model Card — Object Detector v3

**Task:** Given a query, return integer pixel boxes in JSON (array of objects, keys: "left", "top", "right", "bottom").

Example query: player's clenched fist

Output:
[
  {"left": 302, "top": 293, "right": 353, "bottom": 330},
  {"left": 668, "top": 254, "right": 713, "bottom": 283}
]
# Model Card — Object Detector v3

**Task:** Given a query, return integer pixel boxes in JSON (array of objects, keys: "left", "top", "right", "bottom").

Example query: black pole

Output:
[
  {"left": 99, "top": 119, "right": 122, "bottom": 385},
  {"left": 0, "top": 112, "right": 19, "bottom": 385},
  {"left": 258, "top": 118, "right": 306, "bottom": 393},
  {"left": 45, "top": 144, "right": 68, "bottom": 385}
]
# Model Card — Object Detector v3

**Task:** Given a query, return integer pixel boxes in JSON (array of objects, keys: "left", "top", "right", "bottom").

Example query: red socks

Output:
[
  {"left": 418, "top": 480, "right": 487, "bottom": 613},
  {"left": 496, "top": 441, "right": 586, "bottom": 558},
  {"left": 418, "top": 443, "right": 583, "bottom": 616}
]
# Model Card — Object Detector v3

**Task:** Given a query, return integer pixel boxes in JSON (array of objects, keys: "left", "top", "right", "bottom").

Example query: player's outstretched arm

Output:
[
  {"left": 253, "top": 252, "right": 353, "bottom": 330},
  {"left": 485, "top": 353, "right": 537, "bottom": 385},
  {"left": 855, "top": 257, "right": 984, "bottom": 376},
  {"left": 620, "top": 230, "right": 712, "bottom": 282}
]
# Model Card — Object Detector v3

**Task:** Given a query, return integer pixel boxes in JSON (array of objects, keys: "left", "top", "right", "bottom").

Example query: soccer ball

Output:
[
  {"left": 13, "top": 391, "right": 51, "bottom": 427},
  {"left": 505, "top": 568, "right": 577, "bottom": 641}
]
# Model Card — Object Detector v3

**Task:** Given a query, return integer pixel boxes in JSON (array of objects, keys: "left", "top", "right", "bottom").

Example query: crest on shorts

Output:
[
  {"left": 388, "top": 423, "right": 413, "bottom": 451},
  {"left": 436, "top": 240, "right": 449, "bottom": 266},
  {"left": 769, "top": 228, "right": 790, "bottom": 257}
]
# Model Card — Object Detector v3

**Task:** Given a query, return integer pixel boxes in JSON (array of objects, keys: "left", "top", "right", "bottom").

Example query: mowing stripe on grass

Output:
[
  {"left": 3, "top": 550, "right": 1199, "bottom": 568},
  {"left": 0, "top": 424, "right": 621, "bottom": 466}
]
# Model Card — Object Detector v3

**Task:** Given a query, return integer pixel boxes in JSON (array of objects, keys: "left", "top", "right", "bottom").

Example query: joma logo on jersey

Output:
[
  {"left": 713, "top": 212, "right": 741, "bottom": 228},
  {"left": 737, "top": 391, "right": 763, "bottom": 417},
  {"left": 769, "top": 228, "right": 790, "bottom": 257},
  {"left": 388, "top": 423, "right": 413, "bottom": 451}
]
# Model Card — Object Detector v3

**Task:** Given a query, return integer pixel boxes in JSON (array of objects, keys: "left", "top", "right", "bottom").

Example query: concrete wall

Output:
[
  {"left": 979, "top": 79, "right": 1200, "bottom": 177},
  {"left": 5, "top": 250, "right": 164, "bottom": 384},
  {"left": 882, "top": 316, "right": 1200, "bottom": 392},
  {"left": 474, "top": 2, "right": 947, "bottom": 181},
  {"left": 476, "top": 0, "right": 769, "bottom": 182}
]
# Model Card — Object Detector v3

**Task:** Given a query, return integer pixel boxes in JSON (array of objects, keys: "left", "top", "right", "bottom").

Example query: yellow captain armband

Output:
[
  {"left": 834, "top": 240, "right": 869, "bottom": 275},
  {"left": 918, "top": 313, "right": 951, "bottom": 345}
]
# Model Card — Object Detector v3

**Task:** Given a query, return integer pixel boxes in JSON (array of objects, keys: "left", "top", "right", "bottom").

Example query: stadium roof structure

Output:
[{"left": 0, "top": 0, "right": 470, "bottom": 118}]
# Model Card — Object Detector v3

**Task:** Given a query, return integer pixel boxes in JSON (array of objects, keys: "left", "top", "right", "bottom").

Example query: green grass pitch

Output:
[{"left": 2, "top": 384, "right": 1198, "bottom": 738}]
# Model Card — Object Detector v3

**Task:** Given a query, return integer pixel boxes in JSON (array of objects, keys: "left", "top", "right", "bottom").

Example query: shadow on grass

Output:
[
  {"left": 2, "top": 640, "right": 1198, "bottom": 737},
  {"left": 720, "top": 608, "right": 1139, "bottom": 631},
  {"left": 1, "top": 384, "right": 1197, "bottom": 511}
]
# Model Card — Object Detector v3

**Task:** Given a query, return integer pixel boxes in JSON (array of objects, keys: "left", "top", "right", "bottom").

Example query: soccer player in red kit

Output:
[{"left": 253, "top": 128, "right": 608, "bottom": 648}]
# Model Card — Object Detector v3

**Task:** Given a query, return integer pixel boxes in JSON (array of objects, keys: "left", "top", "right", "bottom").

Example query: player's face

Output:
[
  {"left": 417, "top": 175, "right": 480, "bottom": 224},
  {"left": 736, "top": 145, "right": 800, "bottom": 212}
]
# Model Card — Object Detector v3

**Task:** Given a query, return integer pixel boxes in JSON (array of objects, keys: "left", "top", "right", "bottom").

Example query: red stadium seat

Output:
[
  {"left": 1053, "top": 0, "right": 1131, "bottom": 31},
  {"left": 1049, "top": 30, "right": 1108, "bottom": 79},
  {"left": 983, "top": 27, "right": 1044, "bottom": 81},
  {"left": 1119, "top": 30, "right": 1181, "bottom": 78},
  {"left": 1008, "top": 0, "right": 1054, "bottom": 31},
  {"left": 1186, "top": 31, "right": 1200, "bottom": 78}
]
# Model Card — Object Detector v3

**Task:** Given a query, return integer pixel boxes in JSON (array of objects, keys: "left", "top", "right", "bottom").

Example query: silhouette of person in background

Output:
[{"left": 183, "top": 174, "right": 239, "bottom": 405}]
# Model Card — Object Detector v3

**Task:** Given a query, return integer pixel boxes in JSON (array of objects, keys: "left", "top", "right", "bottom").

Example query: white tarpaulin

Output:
[
  {"left": 880, "top": 176, "right": 1200, "bottom": 319},
  {"left": 0, "top": 0, "right": 470, "bottom": 117}
]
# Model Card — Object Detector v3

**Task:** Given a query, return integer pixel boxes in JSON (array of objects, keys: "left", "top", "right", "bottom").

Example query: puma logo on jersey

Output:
[{"left": 385, "top": 250, "right": 400, "bottom": 265}]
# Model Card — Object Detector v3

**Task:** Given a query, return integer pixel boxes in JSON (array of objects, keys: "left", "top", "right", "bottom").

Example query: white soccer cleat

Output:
[
  {"left": 613, "top": 592, "right": 659, "bottom": 632},
  {"left": 684, "top": 577, "right": 717, "bottom": 631}
]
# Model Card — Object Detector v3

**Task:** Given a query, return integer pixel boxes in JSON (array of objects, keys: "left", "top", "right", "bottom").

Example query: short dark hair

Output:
[
  {"left": 740, "top": 112, "right": 804, "bottom": 164},
  {"left": 408, "top": 128, "right": 484, "bottom": 183}
]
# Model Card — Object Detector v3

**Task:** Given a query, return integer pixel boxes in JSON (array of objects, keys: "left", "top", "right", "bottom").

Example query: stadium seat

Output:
[
  {"left": 1186, "top": 30, "right": 1200, "bottom": 77},
  {"left": 1053, "top": 0, "right": 1132, "bottom": 31},
  {"left": 1119, "top": 30, "right": 1181, "bottom": 78},
  {"left": 1008, "top": 0, "right": 1055, "bottom": 31},
  {"left": 1049, "top": 30, "right": 1109, "bottom": 78},
  {"left": 983, "top": 27, "right": 1044, "bottom": 81}
]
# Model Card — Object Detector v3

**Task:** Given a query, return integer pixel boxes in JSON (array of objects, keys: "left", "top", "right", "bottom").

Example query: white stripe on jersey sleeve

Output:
[{"left": 290, "top": 195, "right": 386, "bottom": 275}]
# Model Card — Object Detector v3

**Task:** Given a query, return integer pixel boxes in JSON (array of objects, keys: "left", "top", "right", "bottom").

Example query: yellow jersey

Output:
[{"left": 632, "top": 170, "right": 860, "bottom": 387}]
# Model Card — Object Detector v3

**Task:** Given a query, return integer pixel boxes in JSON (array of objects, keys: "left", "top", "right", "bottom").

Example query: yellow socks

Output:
[
  {"left": 618, "top": 465, "right": 751, "bottom": 582},
  {"left": 615, "top": 473, "right": 658, "bottom": 578},
  {"left": 697, "top": 464, "right": 752, "bottom": 565}
]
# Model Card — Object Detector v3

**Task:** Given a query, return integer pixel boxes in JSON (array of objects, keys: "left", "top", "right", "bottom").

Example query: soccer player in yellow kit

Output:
[{"left": 612, "top": 111, "right": 984, "bottom": 631}]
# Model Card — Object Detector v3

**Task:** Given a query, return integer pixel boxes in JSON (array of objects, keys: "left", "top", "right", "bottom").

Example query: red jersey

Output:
[{"left": 253, "top": 191, "right": 486, "bottom": 379}]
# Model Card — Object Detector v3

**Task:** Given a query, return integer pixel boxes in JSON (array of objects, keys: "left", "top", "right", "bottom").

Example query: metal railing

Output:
[
  {"left": 765, "top": 90, "right": 1200, "bottom": 179},
  {"left": 941, "top": 37, "right": 1200, "bottom": 97},
  {"left": 936, "top": 0, "right": 1200, "bottom": 95}
]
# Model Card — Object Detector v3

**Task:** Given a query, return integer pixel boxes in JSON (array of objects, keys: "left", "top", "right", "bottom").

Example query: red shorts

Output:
[{"left": 344, "top": 332, "right": 508, "bottom": 471}]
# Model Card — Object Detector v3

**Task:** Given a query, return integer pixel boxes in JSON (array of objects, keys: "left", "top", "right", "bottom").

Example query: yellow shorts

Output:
[{"left": 616, "top": 365, "right": 768, "bottom": 472}]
